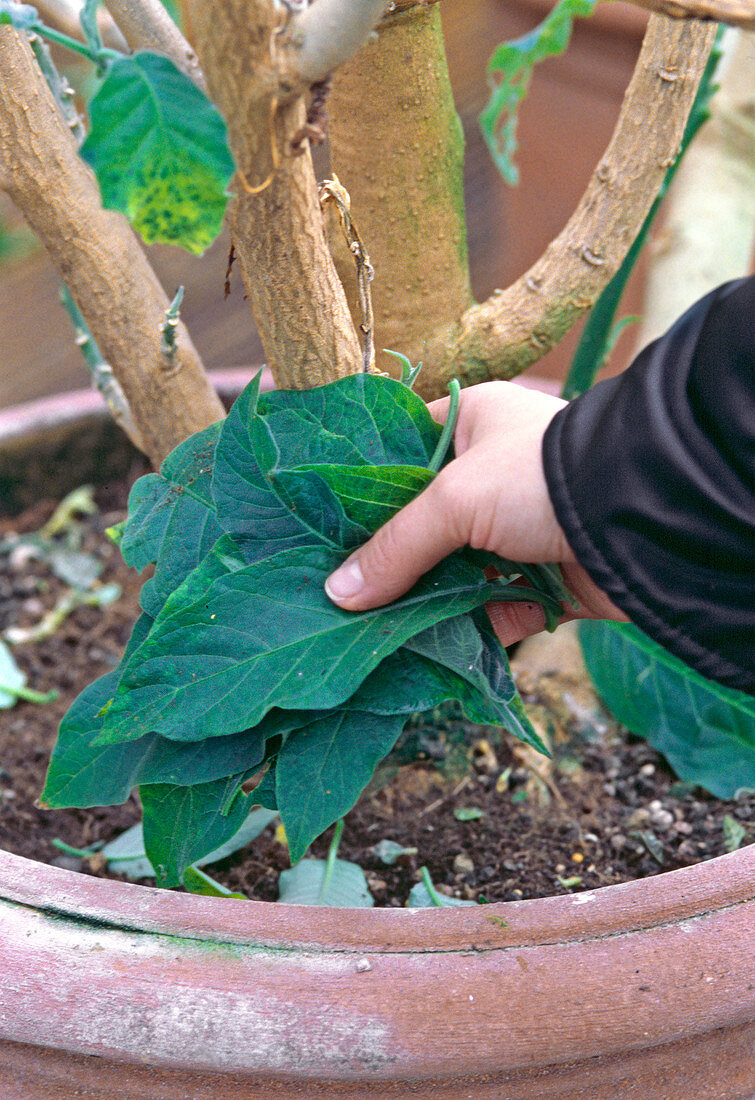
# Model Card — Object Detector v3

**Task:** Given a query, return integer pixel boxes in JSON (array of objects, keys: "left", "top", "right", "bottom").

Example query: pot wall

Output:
[{"left": 1, "top": 848, "right": 754, "bottom": 1097}]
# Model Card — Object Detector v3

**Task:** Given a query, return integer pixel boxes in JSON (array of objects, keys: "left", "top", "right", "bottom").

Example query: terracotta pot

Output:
[{"left": 1, "top": 389, "right": 754, "bottom": 1098}]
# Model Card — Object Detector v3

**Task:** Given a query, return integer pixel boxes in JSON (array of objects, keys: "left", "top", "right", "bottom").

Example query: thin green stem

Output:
[
  {"left": 420, "top": 866, "right": 445, "bottom": 906},
  {"left": 428, "top": 379, "right": 460, "bottom": 473},
  {"left": 160, "top": 285, "right": 185, "bottom": 365},
  {"left": 51, "top": 838, "right": 100, "bottom": 858},
  {"left": 0, "top": 680, "right": 58, "bottom": 705},
  {"left": 30, "top": 22, "right": 120, "bottom": 66},
  {"left": 384, "top": 349, "right": 422, "bottom": 390},
  {"left": 318, "top": 818, "right": 344, "bottom": 902},
  {"left": 80, "top": 0, "right": 103, "bottom": 54},
  {"left": 28, "top": 33, "right": 86, "bottom": 145}
]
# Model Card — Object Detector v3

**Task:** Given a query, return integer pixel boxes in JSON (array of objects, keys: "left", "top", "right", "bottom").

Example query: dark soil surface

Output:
[{"left": 1, "top": 482, "right": 752, "bottom": 906}]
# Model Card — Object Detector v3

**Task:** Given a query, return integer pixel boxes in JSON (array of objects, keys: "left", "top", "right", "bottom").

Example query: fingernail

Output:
[{"left": 325, "top": 559, "right": 364, "bottom": 601}]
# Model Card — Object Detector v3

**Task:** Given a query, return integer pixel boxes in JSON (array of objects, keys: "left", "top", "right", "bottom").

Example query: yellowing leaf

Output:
[{"left": 81, "top": 52, "right": 235, "bottom": 254}]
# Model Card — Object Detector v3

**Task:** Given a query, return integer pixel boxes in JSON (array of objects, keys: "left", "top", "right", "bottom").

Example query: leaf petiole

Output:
[
  {"left": 318, "top": 818, "right": 344, "bottom": 903},
  {"left": 51, "top": 837, "right": 102, "bottom": 859},
  {"left": 29, "top": 22, "right": 120, "bottom": 68},
  {"left": 428, "top": 379, "right": 460, "bottom": 473},
  {"left": 0, "top": 679, "right": 58, "bottom": 705},
  {"left": 79, "top": 0, "right": 103, "bottom": 55},
  {"left": 182, "top": 865, "right": 247, "bottom": 899},
  {"left": 420, "top": 865, "right": 446, "bottom": 906},
  {"left": 384, "top": 349, "right": 423, "bottom": 390}
]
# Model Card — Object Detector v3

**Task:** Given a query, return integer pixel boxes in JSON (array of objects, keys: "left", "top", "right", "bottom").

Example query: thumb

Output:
[{"left": 324, "top": 479, "right": 463, "bottom": 611}]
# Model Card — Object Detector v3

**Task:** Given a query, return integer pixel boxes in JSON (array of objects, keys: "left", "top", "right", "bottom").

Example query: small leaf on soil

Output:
[
  {"left": 278, "top": 857, "right": 374, "bottom": 907},
  {"left": 722, "top": 814, "right": 747, "bottom": 853},
  {"left": 454, "top": 806, "right": 485, "bottom": 822},
  {"left": 100, "top": 804, "right": 278, "bottom": 884},
  {"left": 407, "top": 867, "right": 478, "bottom": 908},
  {"left": 48, "top": 549, "right": 103, "bottom": 590},
  {"left": 372, "top": 839, "right": 418, "bottom": 866},
  {"left": 0, "top": 639, "right": 27, "bottom": 709}
]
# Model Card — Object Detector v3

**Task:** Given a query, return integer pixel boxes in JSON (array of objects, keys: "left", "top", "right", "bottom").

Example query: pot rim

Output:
[
  {"left": 0, "top": 369, "right": 559, "bottom": 446},
  {"left": 0, "top": 368, "right": 267, "bottom": 446},
  {"left": 0, "top": 845, "right": 753, "bottom": 953},
  {"left": 1, "top": 381, "right": 751, "bottom": 952}
]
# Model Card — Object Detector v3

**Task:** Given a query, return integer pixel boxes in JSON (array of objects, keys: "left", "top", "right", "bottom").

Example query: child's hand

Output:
[{"left": 325, "top": 381, "right": 627, "bottom": 646}]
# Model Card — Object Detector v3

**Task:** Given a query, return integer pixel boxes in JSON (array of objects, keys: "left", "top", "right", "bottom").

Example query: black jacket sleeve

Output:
[{"left": 542, "top": 276, "right": 754, "bottom": 695}]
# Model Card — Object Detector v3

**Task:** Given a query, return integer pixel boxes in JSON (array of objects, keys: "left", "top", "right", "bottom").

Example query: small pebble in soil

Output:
[{"left": 648, "top": 801, "right": 675, "bottom": 831}]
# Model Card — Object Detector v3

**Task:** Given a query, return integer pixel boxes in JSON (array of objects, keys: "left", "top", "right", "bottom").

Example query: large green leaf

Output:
[
  {"left": 141, "top": 495, "right": 223, "bottom": 619},
  {"left": 403, "top": 611, "right": 544, "bottom": 750},
  {"left": 275, "top": 711, "right": 407, "bottom": 863},
  {"left": 350, "top": 646, "right": 497, "bottom": 719},
  {"left": 120, "top": 422, "right": 224, "bottom": 616},
  {"left": 580, "top": 621, "right": 755, "bottom": 798},
  {"left": 121, "top": 421, "right": 221, "bottom": 570},
  {"left": 43, "top": 682, "right": 282, "bottom": 808},
  {"left": 98, "top": 537, "right": 499, "bottom": 746},
  {"left": 480, "top": 0, "right": 598, "bottom": 184},
  {"left": 80, "top": 52, "right": 235, "bottom": 254},
  {"left": 212, "top": 372, "right": 442, "bottom": 549},
  {"left": 273, "top": 463, "right": 434, "bottom": 549},
  {"left": 100, "top": 806, "right": 277, "bottom": 881},
  {"left": 140, "top": 776, "right": 253, "bottom": 888},
  {"left": 51, "top": 372, "right": 557, "bottom": 891},
  {"left": 211, "top": 376, "right": 319, "bottom": 555},
  {"left": 42, "top": 613, "right": 304, "bottom": 808},
  {"left": 258, "top": 374, "right": 442, "bottom": 467}
]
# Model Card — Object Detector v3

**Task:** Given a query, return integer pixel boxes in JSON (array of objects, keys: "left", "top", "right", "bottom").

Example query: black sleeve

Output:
[{"left": 542, "top": 276, "right": 754, "bottom": 695}]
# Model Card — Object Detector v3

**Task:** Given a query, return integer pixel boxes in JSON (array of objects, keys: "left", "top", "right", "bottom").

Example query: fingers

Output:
[
  {"left": 484, "top": 600, "right": 547, "bottom": 648},
  {"left": 426, "top": 396, "right": 450, "bottom": 423},
  {"left": 325, "top": 479, "right": 463, "bottom": 610}
]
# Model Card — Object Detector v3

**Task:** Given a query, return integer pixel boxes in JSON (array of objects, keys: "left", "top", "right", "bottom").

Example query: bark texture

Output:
[
  {"left": 285, "top": 0, "right": 389, "bottom": 84},
  {"left": 183, "top": 0, "right": 362, "bottom": 391},
  {"left": 636, "top": 28, "right": 755, "bottom": 346},
  {"left": 630, "top": 0, "right": 755, "bottom": 29},
  {"left": 0, "top": 27, "right": 225, "bottom": 467},
  {"left": 417, "top": 15, "right": 718, "bottom": 397},
  {"left": 388, "top": 0, "right": 754, "bottom": 28},
  {"left": 34, "top": 0, "right": 128, "bottom": 49},
  {"left": 329, "top": 2, "right": 472, "bottom": 376},
  {"left": 103, "top": 0, "right": 206, "bottom": 90}
]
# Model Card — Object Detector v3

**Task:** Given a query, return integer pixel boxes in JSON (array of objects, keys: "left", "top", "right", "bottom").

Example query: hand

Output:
[{"left": 324, "top": 381, "right": 628, "bottom": 647}]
